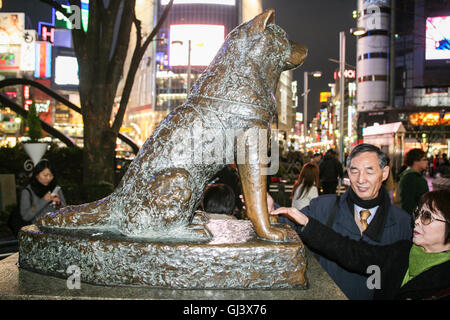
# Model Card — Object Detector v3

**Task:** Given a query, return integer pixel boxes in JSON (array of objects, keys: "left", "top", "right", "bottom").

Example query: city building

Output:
[
  {"left": 0, "top": 0, "right": 298, "bottom": 151},
  {"left": 0, "top": 1, "right": 87, "bottom": 147},
  {"left": 122, "top": 0, "right": 298, "bottom": 148},
  {"left": 392, "top": 0, "right": 450, "bottom": 157},
  {"left": 333, "top": 68, "right": 357, "bottom": 150},
  {"left": 354, "top": 0, "right": 450, "bottom": 173}
]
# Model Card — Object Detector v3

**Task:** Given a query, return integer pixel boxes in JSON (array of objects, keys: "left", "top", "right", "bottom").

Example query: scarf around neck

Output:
[
  {"left": 401, "top": 244, "right": 450, "bottom": 287},
  {"left": 348, "top": 185, "right": 385, "bottom": 209},
  {"left": 30, "top": 176, "right": 56, "bottom": 198}
]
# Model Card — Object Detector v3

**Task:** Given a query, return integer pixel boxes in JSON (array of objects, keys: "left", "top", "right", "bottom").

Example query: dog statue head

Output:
[{"left": 190, "top": 9, "right": 308, "bottom": 108}]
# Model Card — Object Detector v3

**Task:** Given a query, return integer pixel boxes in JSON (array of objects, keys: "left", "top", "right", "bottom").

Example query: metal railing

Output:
[{"left": 0, "top": 78, "right": 139, "bottom": 154}]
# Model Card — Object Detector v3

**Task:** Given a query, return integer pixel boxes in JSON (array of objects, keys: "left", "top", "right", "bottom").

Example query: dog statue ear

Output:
[{"left": 248, "top": 8, "right": 275, "bottom": 33}]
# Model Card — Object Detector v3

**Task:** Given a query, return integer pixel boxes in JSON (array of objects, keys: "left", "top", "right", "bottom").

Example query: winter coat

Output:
[
  {"left": 300, "top": 217, "right": 450, "bottom": 300},
  {"left": 20, "top": 185, "right": 66, "bottom": 223},
  {"left": 292, "top": 184, "right": 318, "bottom": 211},
  {"left": 281, "top": 188, "right": 412, "bottom": 300},
  {"left": 319, "top": 155, "right": 343, "bottom": 183},
  {"left": 398, "top": 168, "right": 429, "bottom": 215}
]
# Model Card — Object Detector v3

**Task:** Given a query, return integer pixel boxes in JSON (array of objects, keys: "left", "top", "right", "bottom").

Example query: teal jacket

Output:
[{"left": 398, "top": 169, "right": 429, "bottom": 215}]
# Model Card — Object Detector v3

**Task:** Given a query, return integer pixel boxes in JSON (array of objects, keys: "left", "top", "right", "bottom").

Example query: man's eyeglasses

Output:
[{"left": 413, "top": 209, "right": 447, "bottom": 226}]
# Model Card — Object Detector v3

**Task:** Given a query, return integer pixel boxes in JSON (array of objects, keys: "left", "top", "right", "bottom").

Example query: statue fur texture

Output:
[{"left": 37, "top": 9, "right": 307, "bottom": 242}]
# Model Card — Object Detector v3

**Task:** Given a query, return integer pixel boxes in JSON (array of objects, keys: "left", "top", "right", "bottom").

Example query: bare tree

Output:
[{"left": 40, "top": 0, "right": 174, "bottom": 186}]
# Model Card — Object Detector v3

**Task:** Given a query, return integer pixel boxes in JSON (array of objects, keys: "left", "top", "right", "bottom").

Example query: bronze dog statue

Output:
[{"left": 37, "top": 9, "right": 307, "bottom": 242}]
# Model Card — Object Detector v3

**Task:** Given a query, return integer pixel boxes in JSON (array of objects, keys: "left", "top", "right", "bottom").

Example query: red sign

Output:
[
  {"left": 24, "top": 86, "right": 30, "bottom": 99},
  {"left": 334, "top": 69, "right": 356, "bottom": 80},
  {"left": 41, "top": 25, "right": 55, "bottom": 43}
]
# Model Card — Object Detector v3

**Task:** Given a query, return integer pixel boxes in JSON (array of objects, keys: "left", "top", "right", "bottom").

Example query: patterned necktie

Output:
[{"left": 360, "top": 209, "right": 371, "bottom": 232}]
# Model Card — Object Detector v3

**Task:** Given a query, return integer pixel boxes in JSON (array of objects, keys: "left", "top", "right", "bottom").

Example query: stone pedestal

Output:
[
  {"left": 18, "top": 219, "right": 307, "bottom": 289},
  {"left": 0, "top": 251, "right": 347, "bottom": 300}
]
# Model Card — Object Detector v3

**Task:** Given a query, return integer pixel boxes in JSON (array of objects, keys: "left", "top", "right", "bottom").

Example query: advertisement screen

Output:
[
  {"left": 161, "top": 0, "right": 235, "bottom": 5},
  {"left": 34, "top": 42, "right": 52, "bottom": 78},
  {"left": 54, "top": 55, "right": 79, "bottom": 85},
  {"left": 426, "top": 16, "right": 450, "bottom": 60},
  {"left": 0, "top": 13, "right": 25, "bottom": 45},
  {"left": 169, "top": 24, "right": 225, "bottom": 67},
  {"left": 0, "top": 45, "right": 21, "bottom": 70}
]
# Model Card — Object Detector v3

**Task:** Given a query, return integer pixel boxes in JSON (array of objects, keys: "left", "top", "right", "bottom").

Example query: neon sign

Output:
[{"left": 334, "top": 69, "right": 356, "bottom": 79}]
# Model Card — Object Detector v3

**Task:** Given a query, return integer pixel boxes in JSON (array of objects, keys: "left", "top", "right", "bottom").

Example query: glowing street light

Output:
[{"left": 350, "top": 27, "right": 366, "bottom": 36}]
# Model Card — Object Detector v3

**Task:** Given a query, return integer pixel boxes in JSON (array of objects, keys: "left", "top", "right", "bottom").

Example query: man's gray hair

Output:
[{"left": 346, "top": 143, "right": 390, "bottom": 169}]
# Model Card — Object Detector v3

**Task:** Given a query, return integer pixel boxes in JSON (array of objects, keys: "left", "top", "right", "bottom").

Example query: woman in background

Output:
[
  {"left": 20, "top": 159, "right": 66, "bottom": 223},
  {"left": 291, "top": 163, "right": 319, "bottom": 211}
]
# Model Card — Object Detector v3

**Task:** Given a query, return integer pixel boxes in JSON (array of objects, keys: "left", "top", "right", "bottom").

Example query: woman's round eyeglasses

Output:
[{"left": 413, "top": 209, "right": 447, "bottom": 226}]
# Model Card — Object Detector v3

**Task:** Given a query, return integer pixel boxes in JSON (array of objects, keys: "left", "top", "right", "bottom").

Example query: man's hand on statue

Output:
[{"left": 270, "top": 207, "right": 309, "bottom": 226}]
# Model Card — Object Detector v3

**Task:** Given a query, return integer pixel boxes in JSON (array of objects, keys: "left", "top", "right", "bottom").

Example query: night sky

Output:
[{"left": 262, "top": 0, "right": 357, "bottom": 120}]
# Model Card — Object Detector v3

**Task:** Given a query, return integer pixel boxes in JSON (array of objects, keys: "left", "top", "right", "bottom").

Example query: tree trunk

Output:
[
  {"left": 39, "top": 0, "right": 174, "bottom": 187},
  {"left": 82, "top": 102, "right": 116, "bottom": 185}
]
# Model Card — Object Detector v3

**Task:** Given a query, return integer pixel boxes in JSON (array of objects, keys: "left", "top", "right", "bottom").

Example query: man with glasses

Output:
[{"left": 398, "top": 149, "right": 430, "bottom": 215}]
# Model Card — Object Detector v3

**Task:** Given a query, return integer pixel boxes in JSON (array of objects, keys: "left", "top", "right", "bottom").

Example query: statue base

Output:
[{"left": 18, "top": 218, "right": 307, "bottom": 289}]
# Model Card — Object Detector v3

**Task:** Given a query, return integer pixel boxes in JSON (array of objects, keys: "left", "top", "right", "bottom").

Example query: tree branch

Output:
[
  {"left": 40, "top": 0, "right": 72, "bottom": 20},
  {"left": 104, "top": 1, "right": 136, "bottom": 116},
  {"left": 40, "top": 0, "right": 82, "bottom": 22},
  {"left": 111, "top": 0, "right": 175, "bottom": 132}
]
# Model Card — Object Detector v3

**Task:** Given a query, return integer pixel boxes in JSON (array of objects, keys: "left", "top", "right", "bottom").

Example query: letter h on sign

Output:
[{"left": 41, "top": 26, "right": 55, "bottom": 44}]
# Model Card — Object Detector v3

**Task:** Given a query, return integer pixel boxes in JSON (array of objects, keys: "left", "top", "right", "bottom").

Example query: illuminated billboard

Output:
[
  {"left": 0, "top": 13, "right": 24, "bottom": 45},
  {"left": 21, "top": 30, "right": 36, "bottom": 71},
  {"left": 161, "top": 0, "right": 235, "bottom": 5},
  {"left": 320, "top": 92, "right": 331, "bottom": 103},
  {"left": 0, "top": 45, "right": 20, "bottom": 70},
  {"left": 54, "top": 55, "right": 79, "bottom": 86},
  {"left": 55, "top": 0, "right": 90, "bottom": 32},
  {"left": 409, "top": 112, "right": 450, "bottom": 126},
  {"left": 34, "top": 41, "right": 52, "bottom": 78},
  {"left": 426, "top": 16, "right": 450, "bottom": 60},
  {"left": 169, "top": 24, "right": 225, "bottom": 67}
]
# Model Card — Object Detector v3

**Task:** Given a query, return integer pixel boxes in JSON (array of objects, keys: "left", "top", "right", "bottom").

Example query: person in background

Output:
[
  {"left": 201, "top": 183, "right": 236, "bottom": 218},
  {"left": 398, "top": 149, "right": 429, "bottom": 215},
  {"left": 383, "top": 161, "right": 395, "bottom": 203},
  {"left": 432, "top": 154, "right": 440, "bottom": 177},
  {"left": 20, "top": 159, "right": 66, "bottom": 223},
  {"left": 310, "top": 153, "right": 322, "bottom": 166},
  {"left": 291, "top": 163, "right": 319, "bottom": 211},
  {"left": 210, "top": 164, "right": 243, "bottom": 216},
  {"left": 438, "top": 153, "right": 449, "bottom": 177},
  {"left": 277, "top": 143, "right": 412, "bottom": 300},
  {"left": 319, "top": 149, "right": 343, "bottom": 194},
  {"left": 271, "top": 189, "right": 450, "bottom": 300}
]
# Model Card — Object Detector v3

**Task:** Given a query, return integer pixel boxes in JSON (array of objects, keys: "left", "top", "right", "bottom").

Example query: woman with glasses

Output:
[
  {"left": 20, "top": 160, "right": 66, "bottom": 225},
  {"left": 271, "top": 189, "right": 450, "bottom": 300},
  {"left": 398, "top": 149, "right": 430, "bottom": 214}
]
